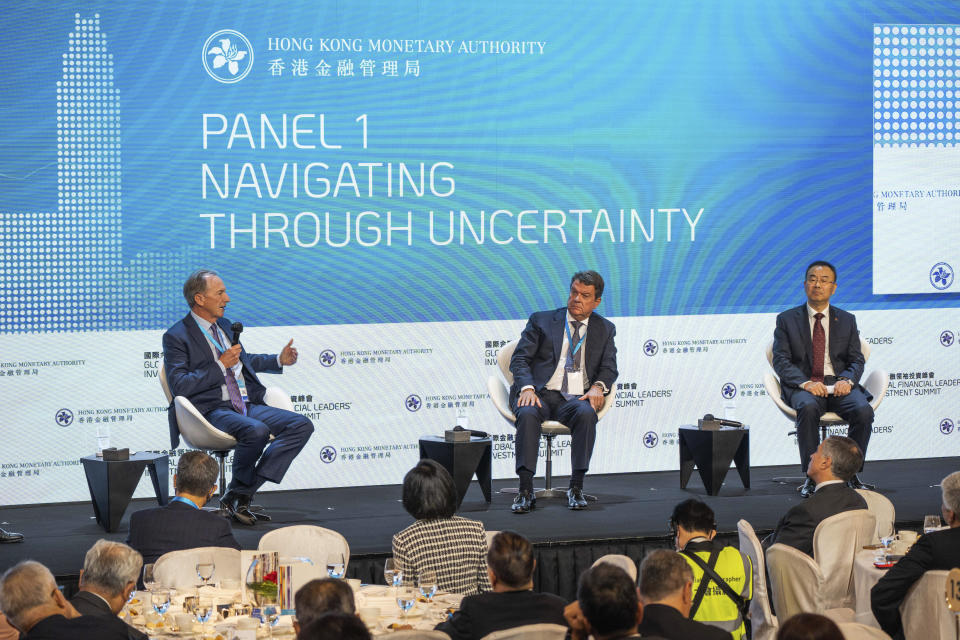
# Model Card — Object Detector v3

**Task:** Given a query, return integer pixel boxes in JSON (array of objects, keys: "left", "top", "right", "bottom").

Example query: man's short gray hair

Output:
[
  {"left": 942, "top": 471, "right": 960, "bottom": 513},
  {"left": 80, "top": 539, "right": 143, "bottom": 596},
  {"left": 821, "top": 435, "right": 863, "bottom": 481},
  {"left": 0, "top": 561, "right": 57, "bottom": 625},
  {"left": 638, "top": 549, "right": 693, "bottom": 602},
  {"left": 176, "top": 450, "right": 220, "bottom": 496},
  {"left": 183, "top": 269, "right": 218, "bottom": 308}
]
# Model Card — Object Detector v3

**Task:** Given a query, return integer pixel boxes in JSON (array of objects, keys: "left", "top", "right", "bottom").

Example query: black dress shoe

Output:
[
  {"left": 511, "top": 490, "right": 536, "bottom": 514},
  {"left": 799, "top": 478, "right": 815, "bottom": 499},
  {"left": 0, "top": 527, "right": 23, "bottom": 543},
  {"left": 237, "top": 494, "right": 271, "bottom": 521},
  {"left": 848, "top": 475, "right": 876, "bottom": 490},
  {"left": 567, "top": 487, "right": 588, "bottom": 510},
  {"left": 220, "top": 491, "right": 256, "bottom": 526}
]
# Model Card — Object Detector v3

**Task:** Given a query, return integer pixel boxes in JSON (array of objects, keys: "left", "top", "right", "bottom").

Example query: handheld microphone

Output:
[
  {"left": 702, "top": 413, "right": 743, "bottom": 428},
  {"left": 230, "top": 322, "right": 243, "bottom": 346}
]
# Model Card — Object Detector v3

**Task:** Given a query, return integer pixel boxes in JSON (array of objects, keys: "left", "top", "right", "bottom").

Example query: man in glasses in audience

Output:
[
  {"left": 772, "top": 260, "right": 874, "bottom": 498},
  {"left": 71, "top": 540, "right": 148, "bottom": 640}
]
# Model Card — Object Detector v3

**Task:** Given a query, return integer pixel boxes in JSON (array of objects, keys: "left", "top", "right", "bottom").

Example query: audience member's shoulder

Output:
[{"left": 451, "top": 515, "right": 484, "bottom": 530}]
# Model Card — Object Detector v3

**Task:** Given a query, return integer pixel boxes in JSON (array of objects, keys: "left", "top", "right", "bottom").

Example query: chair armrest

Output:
[
  {"left": 764, "top": 372, "right": 796, "bottom": 420},
  {"left": 487, "top": 375, "right": 515, "bottom": 423},
  {"left": 862, "top": 369, "right": 889, "bottom": 412},
  {"left": 264, "top": 387, "right": 295, "bottom": 411},
  {"left": 173, "top": 396, "right": 237, "bottom": 450},
  {"left": 596, "top": 387, "right": 615, "bottom": 420}
]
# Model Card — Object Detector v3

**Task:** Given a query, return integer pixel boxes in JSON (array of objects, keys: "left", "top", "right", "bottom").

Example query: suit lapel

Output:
[
  {"left": 183, "top": 314, "right": 215, "bottom": 365},
  {"left": 828, "top": 307, "right": 840, "bottom": 360},
  {"left": 584, "top": 313, "right": 605, "bottom": 373},
  {"left": 795, "top": 304, "right": 813, "bottom": 365},
  {"left": 551, "top": 308, "right": 565, "bottom": 364}
]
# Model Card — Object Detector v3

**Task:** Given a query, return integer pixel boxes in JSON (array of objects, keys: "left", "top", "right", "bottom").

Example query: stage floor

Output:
[{"left": 1, "top": 457, "right": 955, "bottom": 584}]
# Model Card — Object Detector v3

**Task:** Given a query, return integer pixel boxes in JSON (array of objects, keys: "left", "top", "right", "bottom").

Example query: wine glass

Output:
[
  {"left": 151, "top": 589, "right": 171, "bottom": 615},
  {"left": 261, "top": 604, "right": 281, "bottom": 639},
  {"left": 195, "top": 597, "right": 214, "bottom": 626},
  {"left": 923, "top": 514, "right": 941, "bottom": 534},
  {"left": 395, "top": 578, "right": 417, "bottom": 621},
  {"left": 418, "top": 569, "right": 437, "bottom": 602},
  {"left": 142, "top": 563, "right": 157, "bottom": 591},
  {"left": 326, "top": 553, "right": 345, "bottom": 579},
  {"left": 196, "top": 560, "right": 215, "bottom": 588},
  {"left": 384, "top": 558, "right": 402, "bottom": 588}
]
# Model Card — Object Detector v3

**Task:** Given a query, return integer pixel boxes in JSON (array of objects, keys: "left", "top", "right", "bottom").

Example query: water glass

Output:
[
  {"left": 196, "top": 561, "right": 215, "bottom": 588},
  {"left": 418, "top": 569, "right": 437, "bottom": 602},
  {"left": 142, "top": 563, "right": 157, "bottom": 591},
  {"left": 384, "top": 558, "right": 401, "bottom": 588},
  {"left": 151, "top": 589, "right": 171, "bottom": 615},
  {"left": 396, "top": 581, "right": 417, "bottom": 620},
  {"left": 195, "top": 597, "right": 214, "bottom": 624}
]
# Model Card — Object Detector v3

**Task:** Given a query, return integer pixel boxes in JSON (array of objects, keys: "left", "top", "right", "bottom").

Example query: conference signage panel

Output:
[{"left": 1, "top": 2, "right": 958, "bottom": 504}]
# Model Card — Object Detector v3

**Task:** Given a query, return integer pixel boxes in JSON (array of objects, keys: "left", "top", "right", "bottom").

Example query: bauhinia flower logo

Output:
[{"left": 202, "top": 29, "right": 254, "bottom": 83}]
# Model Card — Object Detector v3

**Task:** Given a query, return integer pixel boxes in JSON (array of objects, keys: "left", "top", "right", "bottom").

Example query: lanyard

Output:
[
  {"left": 564, "top": 321, "right": 586, "bottom": 359},
  {"left": 171, "top": 496, "right": 200, "bottom": 509}
]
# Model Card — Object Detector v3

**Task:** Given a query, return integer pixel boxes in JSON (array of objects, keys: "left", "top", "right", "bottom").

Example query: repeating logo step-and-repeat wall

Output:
[{"left": 1, "top": 2, "right": 959, "bottom": 504}]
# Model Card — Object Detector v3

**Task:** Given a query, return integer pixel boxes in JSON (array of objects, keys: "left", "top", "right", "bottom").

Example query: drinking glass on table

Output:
[
  {"left": 196, "top": 560, "right": 215, "bottom": 588},
  {"left": 396, "top": 578, "right": 417, "bottom": 621},
  {"left": 327, "top": 553, "right": 345, "bottom": 579},
  {"left": 142, "top": 563, "right": 157, "bottom": 591},
  {"left": 418, "top": 569, "right": 437, "bottom": 602},
  {"left": 262, "top": 604, "right": 281, "bottom": 638},
  {"left": 195, "top": 597, "right": 214, "bottom": 625},
  {"left": 924, "top": 514, "right": 942, "bottom": 534},
  {"left": 384, "top": 558, "right": 402, "bottom": 588},
  {"left": 151, "top": 589, "right": 171, "bottom": 615}
]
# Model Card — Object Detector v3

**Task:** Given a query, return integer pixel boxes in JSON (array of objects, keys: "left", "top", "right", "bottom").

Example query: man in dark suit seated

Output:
[
  {"left": 871, "top": 470, "right": 960, "bottom": 640},
  {"left": 435, "top": 530, "right": 566, "bottom": 639},
  {"left": 163, "top": 269, "right": 313, "bottom": 524},
  {"left": 636, "top": 550, "right": 733, "bottom": 640},
  {"left": 773, "top": 260, "right": 874, "bottom": 498},
  {"left": 127, "top": 451, "right": 241, "bottom": 565},
  {"left": 764, "top": 435, "right": 868, "bottom": 557},
  {"left": 71, "top": 539, "right": 148, "bottom": 640},
  {"left": 509, "top": 270, "right": 618, "bottom": 513},
  {"left": 293, "top": 578, "right": 356, "bottom": 636},
  {"left": 565, "top": 563, "right": 666, "bottom": 640},
  {"left": 0, "top": 560, "right": 128, "bottom": 640}
]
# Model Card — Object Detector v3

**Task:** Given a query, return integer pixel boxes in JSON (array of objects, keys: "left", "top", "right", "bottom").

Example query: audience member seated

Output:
[
  {"left": 565, "top": 563, "right": 661, "bottom": 640},
  {"left": 764, "top": 436, "right": 867, "bottom": 556},
  {"left": 436, "top": 530, "right": 566, "bottom": 640},
  {"left": 871, "top": 470, "right": 960, "bottom": 640},
  {"left": 293, "top": 578, "right": 356, "bottom": 636},
  {"left": 776, "top": 613, "right": 844, "bottom": 640},
  {"left": 298, "top": 611, "right": 372, "bottom": 640},
  {"left": 127, "top": 450, "right": 241, "bottom": 564},
  {"left": 71, "top": 539, "right": 148, "bottom": 640},
  {"left": 671, "top": 499, "right": 752, "bottom": 640},
  {"left": 392, "top": 459, "right": 492, "bottom": 595},
  {"left": 637, "top": 549, "right": 733, "bottom": 640},
  {"left": 0, "top": 560, "right": 128, "bottom": 639}
]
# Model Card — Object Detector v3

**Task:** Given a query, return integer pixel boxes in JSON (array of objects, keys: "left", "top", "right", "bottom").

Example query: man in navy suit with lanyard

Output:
[
  {"left": 163, "top": 269, "right": 313, "bottom": 525},
  {"left": 772, "top": 260, "right": 874, "bottom": 498},
  {"left": 509, "top": 270, "right": 618, "bottom": 514}
]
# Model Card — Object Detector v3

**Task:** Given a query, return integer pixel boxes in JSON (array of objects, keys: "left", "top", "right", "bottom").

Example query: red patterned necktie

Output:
[
  {"left": 811, "top": 312, "right": 825, "bottom": 383},
  {"left": 210, "top": 324, "right": 247, "bottom": 415}
]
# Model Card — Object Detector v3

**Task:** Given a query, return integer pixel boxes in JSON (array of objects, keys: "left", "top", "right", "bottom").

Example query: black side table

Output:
[
  {"left": 80, "top": 452, "right": 169, "bottom": 532},
  {"left": 418, "top": 436, "right": 492, "bottom": 508},
  {"left": 678, "top": 426, "right": 750, "bottom": 496}
]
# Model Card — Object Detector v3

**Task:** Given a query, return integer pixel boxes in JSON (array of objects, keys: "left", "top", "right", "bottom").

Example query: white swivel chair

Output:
[
  {"left": 153, "top": 546, "right": 241, "bottom": 589},
  {"left": 766, "top": 543, "right": 855, "bottom": 624},
  {"left": 258, "top": 525, "right": 350, "bottom": 569},
  {"left": 763, "top": 338, "right": 889, "bottom": 486},
  {"left": 481, "top": 623, "right": 569, "bottom": 640},
  {"left": 590, "top": 554, "right": 638, "bottom": 582},
  {"left": 487, "top": 340, "right": 614, "bottom": 500},
  {"left": 854, "top": 489, "right": 895, "bottom": 542},
  {"left": 813, "top": 510, "right": 876, "bottom": 610},
  {"left": 899, "top": 570, "right": 953, "bottom": 640},
  {"left": 737, "top": 519, "right": 778, "bottom": 640},
  {"left": 837, "top": 623, "right": 893, "bottom": 640},
  {"left": 159, "top": 364, "right": 293, "bottom": 500}
]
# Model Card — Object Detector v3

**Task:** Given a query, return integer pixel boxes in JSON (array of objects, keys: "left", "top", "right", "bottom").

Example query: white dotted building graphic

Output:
[{"left": 0, "top": 14, "right": 195, "bottom": 333}]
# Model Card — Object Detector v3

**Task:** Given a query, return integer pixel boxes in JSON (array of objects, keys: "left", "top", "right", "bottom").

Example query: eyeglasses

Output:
[{"left": 805, "top": 276, "right": 835, "bottom": 285}]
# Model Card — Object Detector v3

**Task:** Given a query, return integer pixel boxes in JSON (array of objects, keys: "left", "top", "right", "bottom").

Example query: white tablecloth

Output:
[{"left": 853, "top": 549, "right": 888, "bottom": 627}]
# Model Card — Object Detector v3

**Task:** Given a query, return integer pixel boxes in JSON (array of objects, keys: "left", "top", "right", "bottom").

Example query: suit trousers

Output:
[
  {"left": 206, "top": 403, "right": 314, "bottom": 495},
  {"left": 790, "top": 387, "right": 873, "bottom": 471},
  {"left": 511, "top": 389, "right": 598, "bottom": 477}
]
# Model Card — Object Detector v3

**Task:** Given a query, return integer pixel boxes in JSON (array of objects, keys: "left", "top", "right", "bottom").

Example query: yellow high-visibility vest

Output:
[{"left": 682, "top": 540, "right": 753, "bottom": 640}]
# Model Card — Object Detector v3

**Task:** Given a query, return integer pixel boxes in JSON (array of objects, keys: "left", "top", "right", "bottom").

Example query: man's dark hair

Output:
[
  {"left": 820, "top": 435, "right": 863, "bottom": 482},
  {"left": 175, "top": 451, "right": 220, "bottom": 496},
  {"left": 571, "top": 270, "right": 605, "bottom": 299},
  {"left": 183, "top": 269, "right": 218, "bottom": 307},
  {"left": 670, "top": 499, "right": 716, "bottom": 535},
  {"left": 577, "top": 563, "right": 638, "bottom": 636},
  {"left": 299, "top": 611, "right": 371, "bottom": 640},
  {"left": 294, "top": 578, "right": 355, "bottom": 629},
  {"left": 487, "top": 531, "right": 534, "bottom": 589},
  {"left": 804, "top": 260, "right": 837, "bottom": 283},
  {"left": 401, "top": 459, "right": 457, "bottom": 520},
  {"left": 776, "top": 612, "right": 844, "bottom": 640},
  {"left": 638, "top": 549, "right": 693, "bottom": 602}
]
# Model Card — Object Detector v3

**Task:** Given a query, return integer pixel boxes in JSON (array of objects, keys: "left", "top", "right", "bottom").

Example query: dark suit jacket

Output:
[
  {"left": 126, "top": 500, "right": 240, "bottom": 565},
  {"left": 162, "top": 313, "right": 282, "bottom": 448},
  {"left": 25, "top": 614, "right": 130, "bottom": 640},
  {"left": 637, "top": 604, "right": 732, "bottom": 640},
  {"left": 766, "top": 483, "right": 868, "bottom": 556},
  {"left": 509, "top": 308, "right": 618, "bottom": 403},
  {"left": 871, "top": 526, "right": 960, "bottom": 639},
  {"left": 70, "top": 592, "right": 147, "bottom": 640},
  {"left": 434, "top": 589, "right": 567, "bottom": 640},
  {"left": 772, "top": 303, "right": 865, "bottom": 404}
]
